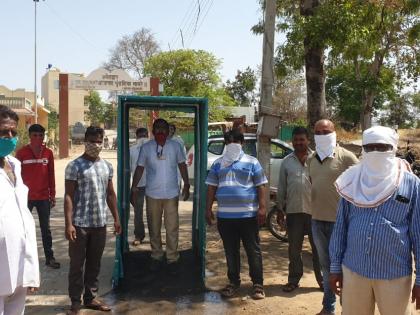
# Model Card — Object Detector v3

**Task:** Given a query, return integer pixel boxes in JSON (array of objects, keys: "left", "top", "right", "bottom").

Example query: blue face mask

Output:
[{"left": 0, "top": 137, "right": 18, "bottom": 157}]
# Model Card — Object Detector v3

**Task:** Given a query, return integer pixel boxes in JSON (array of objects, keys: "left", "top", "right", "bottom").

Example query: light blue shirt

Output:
[
  {"left": 137, "top": 139, "right": 186, "bottom": 199},
  {"left": 330, "top": 172, "right": 420, "bottom": 284},
  {"left": 130, "top": 139, "right": 148, "bottom": 187}
]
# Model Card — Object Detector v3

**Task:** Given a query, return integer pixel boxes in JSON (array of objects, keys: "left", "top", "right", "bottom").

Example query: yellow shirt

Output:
[{"left": 308, "top": 146, "right": 358, "bottom": 222}]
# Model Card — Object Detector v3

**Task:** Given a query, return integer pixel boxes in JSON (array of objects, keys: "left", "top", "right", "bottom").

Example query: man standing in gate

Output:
[
  {"left": 330, "top": 126, "right": 420, "bottom": 315},
  {"left": 64, "top": 126, "right": 121, "bottom": 315},
  {"left": 130, "top": 119, "right": 190, "bottom": 273},
  {"left": 130, "top": 127, "right": 149, "bottom": 246},
  {"left": 16, "top": 124, "right": 60, "bottom": 269},
  {"left": 206, "top": 129, "right": 267, "bottom": 300},
  {"left": 309, "top": 119, "right": 358, "bottom": 315},
  {"left": 0, "top": 105, "right": 39, "bottom": 315},
  {"left": 277, "top": 126, "right": 322, "bottom": 292}
]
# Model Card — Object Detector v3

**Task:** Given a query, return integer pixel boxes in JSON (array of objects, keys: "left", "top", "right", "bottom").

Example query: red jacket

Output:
[{"left": 15, "top": 144, "right": 56, "bottom": 201}]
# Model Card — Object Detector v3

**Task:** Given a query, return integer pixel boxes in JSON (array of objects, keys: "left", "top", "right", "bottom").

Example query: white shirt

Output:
[
  {"left": 130, "top": 139, "right": 148, "bottom": 187},
  {"left": 137, "top": 139, "right": 186, "bottom": 199},
  {"left": 0, "top": 156, "right": 39, "bottom": 296}
]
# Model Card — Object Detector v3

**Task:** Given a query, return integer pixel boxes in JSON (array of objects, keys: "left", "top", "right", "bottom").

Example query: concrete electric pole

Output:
[{"left": 258, "top": 0, "right": 276, "bottom": 204}]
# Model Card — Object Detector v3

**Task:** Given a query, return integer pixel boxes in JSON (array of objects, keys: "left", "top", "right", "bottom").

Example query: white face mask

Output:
[
  {"left": 314, "top": 132, "right": 336, "bottom": 161},
  {"left": 222, "top": 143, "right": 242, "bottom": 166},
  {"left": 361, "top": 150, "right": 396, "bottom": 176}
]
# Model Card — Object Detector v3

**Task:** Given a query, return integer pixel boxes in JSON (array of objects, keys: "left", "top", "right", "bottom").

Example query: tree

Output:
[
  {"left": 144, "top": 49, "right": 234, "bottom": 121},
  {"left": 380, "top": 92, "right": 420, "bottom": 128},
  {"left": 254, "top": 0, "right": 419, "bottom": 130},
  {"left": 273, "top": 71, "right": 307, "bottom": 123},
  {"left": 326, "top": 62, "right": 396, "bottom": 127},
  {"left": 85, "top": 91, "right": 110, "bottom": 126},
  {"left": 225, "top": 67, "right": 258, "bottom": 107},
  {"left": 104, "top": 28, "right": 160, "bottom": 79}
]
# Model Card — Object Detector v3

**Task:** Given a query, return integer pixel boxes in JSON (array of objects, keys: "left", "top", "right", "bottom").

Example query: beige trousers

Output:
[
  {"left": 342, "top": 266, "right": 413, "bottom": 315},
  {"left": 146, "top": 196, "right": 179, "bottom": 263}
]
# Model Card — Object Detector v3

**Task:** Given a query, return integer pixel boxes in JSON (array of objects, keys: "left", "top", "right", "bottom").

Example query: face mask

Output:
[
  {"left": 224, "top": 143, "right": 242, "bottom": 162},
  {"left": 154, "top": 133, "right": 167, "bottom": 146},
  {"left": 361, "top": 150, "right": 396, "bottom": 175},
  {"left": 314, "top": 132, "right": 336, "bottom": 161},
  {"left": 85, "top": 142, "right": 102, "bottom": 158},
  {"left": 0, "top": 137, "right": 18, "bottom": 157}
]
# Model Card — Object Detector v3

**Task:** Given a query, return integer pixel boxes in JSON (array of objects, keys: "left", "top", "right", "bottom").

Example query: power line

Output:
[
  {"left": 187, "top": 0, "right": 214, "bottom": 47},
  {"left": 44, "top": 2, "right": 99, "bottom": 50},
  {"left": 170, "top": 0, "right": 199, "bottom": 49},
  {"left": 182, "top": 0, "right": 210, "bottom": 46}
]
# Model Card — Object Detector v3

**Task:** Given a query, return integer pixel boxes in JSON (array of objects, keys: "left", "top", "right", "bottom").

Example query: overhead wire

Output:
[
  {"left": 187, "top": 0, "right": 214, "bottom": 48},
  {"left": 43, "top": 1, "right": 99, "bottom": 51},
  {"left": 169, "top": 0, "right": 200, "bottom": 49}
]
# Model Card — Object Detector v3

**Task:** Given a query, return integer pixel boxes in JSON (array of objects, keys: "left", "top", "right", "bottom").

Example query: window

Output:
[
  {"left": 208, "top": 140, "right": 224, "bottom": 155},
  {"left": 243, "top": 140, "right": 257, "bottom": 157},
  {"left": 270, "top": 142, "right": 290, "bottom": 159},
  {"left": 54, "top": 80, "right": 59, "bottom": 89}
]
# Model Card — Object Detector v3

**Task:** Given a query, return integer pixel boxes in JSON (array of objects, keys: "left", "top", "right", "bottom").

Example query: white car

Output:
[{"left": 186, "top": 133, "right": 293, "bottom": 195}]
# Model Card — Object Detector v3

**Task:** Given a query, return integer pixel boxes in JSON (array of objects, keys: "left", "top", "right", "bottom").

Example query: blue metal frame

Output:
[{"left": 112, "top": 96, "right": 208, "bottom": 287}]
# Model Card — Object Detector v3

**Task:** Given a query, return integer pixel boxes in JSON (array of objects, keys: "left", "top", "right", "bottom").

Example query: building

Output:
[
  {"left": 0, "top": 85, "right": 49, "bottom": 129},
  {"left": 41, "top": 67, "right": 89, "bottom": 126}
]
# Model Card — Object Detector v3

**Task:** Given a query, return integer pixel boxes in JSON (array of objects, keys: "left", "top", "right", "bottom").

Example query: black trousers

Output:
[
  {"left": 217, "top": 217, "right": 263, "bottom": 286},
  {"left": 28, "top": 200, "right": 54, "bottom": 260},
  {"left": 286, "top": 213, "right": 322, "bottom": 285},
  {"left": 68, "top": 226, "right": 107, "bottom": 305}
]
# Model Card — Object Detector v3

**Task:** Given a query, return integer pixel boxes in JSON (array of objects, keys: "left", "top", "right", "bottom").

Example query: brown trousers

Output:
[{"left": 68, "top": 226, "right": 106, "bottom": 305}]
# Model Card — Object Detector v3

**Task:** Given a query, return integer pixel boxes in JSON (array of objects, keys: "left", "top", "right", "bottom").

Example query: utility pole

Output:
[
  {"left": 258, "top": 0, "right": 276, "bottom": 205},
  {"left": 34, "top": 0, "right": 39, "bottom": 123}
]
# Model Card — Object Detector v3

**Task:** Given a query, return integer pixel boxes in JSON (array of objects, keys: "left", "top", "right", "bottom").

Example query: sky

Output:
[{"left": 0, "top": 0, "right": 271, "bottom": 93}]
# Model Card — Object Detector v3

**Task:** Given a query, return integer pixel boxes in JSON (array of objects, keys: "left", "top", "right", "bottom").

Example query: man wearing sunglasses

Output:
[
  {"left": 16, "top": 124, "right": 60, "bottom": 269},
  {"left": 330, "top": 126, "right": 420, "bottom": 314}
]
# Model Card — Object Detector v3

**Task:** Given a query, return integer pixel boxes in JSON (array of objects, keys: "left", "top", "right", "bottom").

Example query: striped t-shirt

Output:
[{"left": 205, "top": 152, "right": 268, "bottom": 219}]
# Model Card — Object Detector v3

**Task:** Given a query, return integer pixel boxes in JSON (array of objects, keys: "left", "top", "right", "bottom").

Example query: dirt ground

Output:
[{"left": 24, "top": 147, "right": 417, "bottom": 314}]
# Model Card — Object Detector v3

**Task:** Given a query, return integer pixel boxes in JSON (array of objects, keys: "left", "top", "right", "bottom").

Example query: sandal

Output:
[
  {"left": 132, "top": 239, "right": 141, "bottom": 246},
  {"left": 220, "top": 283, "right": 239, "bottom": 298},
  {"left": 282, "top": 282, "right": 299, "bottom": 292},
  {"left": 84, "top": 299, "right": 111, "bottom": 312},
  {"left": 252, "top": 284, "right": 265, "bottom": 300}
]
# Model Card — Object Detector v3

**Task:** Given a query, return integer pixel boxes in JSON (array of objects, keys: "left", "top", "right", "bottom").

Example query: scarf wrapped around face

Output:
[{"left": 335, "top": 126, "right": 411, "bottom": 208}]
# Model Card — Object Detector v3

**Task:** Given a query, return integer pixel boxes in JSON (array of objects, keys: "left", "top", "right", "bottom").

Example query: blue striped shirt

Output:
[
  {"left": 329, "top": 172, "right": 420, "bottom": 284},
  {"left": 205, "top": 152, "right": 268, "bottom": 219}
]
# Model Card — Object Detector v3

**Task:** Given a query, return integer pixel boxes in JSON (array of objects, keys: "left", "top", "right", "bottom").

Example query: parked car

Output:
[{"left": 186, "top": 133, "right": 293, "bottom": 195}]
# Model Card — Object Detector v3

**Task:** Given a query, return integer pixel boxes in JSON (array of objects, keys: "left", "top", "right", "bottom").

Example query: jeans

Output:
[
  {"left": 287, "top": 213, "right": 322, "bottom": 285},
  {"left": 217, "top": 217, "right": 263, "bottom": 286},
  {"left": 28, "top": 200, "right": 54, "bottom": 260},
  {"left": 68, "top": 226, "right": 107, "bottom": 305},
  {"left": 134, "top": 187, "right": 146, "bottom": 241},
  {"left": 312, "top": 219, "right": 336, "bottom": 313}
]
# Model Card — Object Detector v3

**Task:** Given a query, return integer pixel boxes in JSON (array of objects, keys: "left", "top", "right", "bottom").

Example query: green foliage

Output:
[
  {"left": 380, "top": 92, "right": 420, "bottom": 128},
  {"left": 225, "top": 67, "right": 258, "bottom": 107},
  {"left": 16, "top": 127, "right": 29, "bottom": 150},
  {"left": 144, "top": 49, "right": 234, "bottom": 122},
  {"left": 85, "top": 91, "right": 116, "bottom": 127},
  {"left": 326, "top": 62, "right": 396, "bottom": 126}
]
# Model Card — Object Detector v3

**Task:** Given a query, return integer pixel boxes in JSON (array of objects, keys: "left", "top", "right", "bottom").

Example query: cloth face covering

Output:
[
  {"left": 85, "top": 142, "right": 102, "bottom": 158},
  {"left": 221, "top": 143, "right": 242, "bottom": 168},
  {"left": 335, "top": 126, "right": 409, "bottom": 208},
  {"left": 314, "top": 132, "right": 336, "bottom": 161},
  {"left": 0, "top": 137, "right": 18, "bottom": 157}
]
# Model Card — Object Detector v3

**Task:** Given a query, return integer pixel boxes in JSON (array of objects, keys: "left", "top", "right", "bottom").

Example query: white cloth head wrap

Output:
[
  {"left": 362, "top": 126, "right": 398, "bottom": 148},
  {"left": 335, "top": 126, "right": 410, "bottom": 208}
]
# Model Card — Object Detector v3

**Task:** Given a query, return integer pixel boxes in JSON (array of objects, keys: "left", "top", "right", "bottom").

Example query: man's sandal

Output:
[
  {"left": 220, "top": 283, "right": 239, "bottom": 298},
  {"left": 252, "top": 284, "right": 265, "bottom": 300},
  {"left": 282, "top": 282, "right": 299, "bottom": 292},
  {"left": 84, "top": 299, "right": 111, "bottom": 312}
]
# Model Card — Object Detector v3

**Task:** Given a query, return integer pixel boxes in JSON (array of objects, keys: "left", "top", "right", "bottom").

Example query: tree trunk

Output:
[
  {"left": 301, "top": 0, "right": 326, "bottom": 139},
  {"left": 361, "top": 90, "right": 375, "bottom": 130},
  {"left": 305, "top": 41, "right": 326, "bottom": 132}
]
